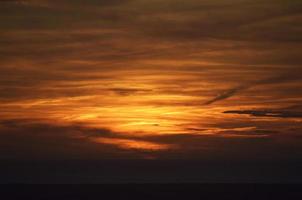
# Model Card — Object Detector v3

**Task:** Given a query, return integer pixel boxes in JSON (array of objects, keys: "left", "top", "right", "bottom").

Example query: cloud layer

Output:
[{"left": 0, "top": 0, "right": 301, "bottom": 161}]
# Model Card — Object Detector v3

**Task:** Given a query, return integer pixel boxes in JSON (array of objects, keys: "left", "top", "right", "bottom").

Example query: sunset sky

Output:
[{"left": 1, "top": 1, "right": 302, "bottom": 182}]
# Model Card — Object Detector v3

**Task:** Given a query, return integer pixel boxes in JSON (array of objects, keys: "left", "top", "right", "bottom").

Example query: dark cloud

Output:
[
  {"left": 204, "top": 85, "right": 249, "bottom": 105},
  {"left": 1, "top": 113, "right": 302, "bottom": 163},
  {"left": 224, "top": 104, "right": 302, "bottom": 118},
  {"left": 0, "top": 119, "right": 143, "bottom": 159},
  {"left": 0, "top": 120, "right": 185, "bottom": 160},
  {"left": 0, "top": 0, "right": 130, "bottom": 7},
  {"left": 131, "top": 0, "right": 302, "bottom": 43},
  {"left": 224, "top": 110, "right": 302, "bottom": 119},
  {"left": 109, "top": 88, "right": 153, "bottom": 96},
  {"left": 204, "top": 70, "right": 302, "bottom": 105},
  {"left": 0, "top": 119, "right": 184, "bottom": 159}
]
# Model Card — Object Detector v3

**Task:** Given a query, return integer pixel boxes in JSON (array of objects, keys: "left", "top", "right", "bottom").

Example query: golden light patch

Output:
[{"left": 92, "top": 137, "right": 174, "bottom": 151}]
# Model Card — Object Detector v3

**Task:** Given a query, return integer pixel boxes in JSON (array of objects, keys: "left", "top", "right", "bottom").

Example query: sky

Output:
[{"left": 0, "top": 0, "right": 302, "bottom": 178}]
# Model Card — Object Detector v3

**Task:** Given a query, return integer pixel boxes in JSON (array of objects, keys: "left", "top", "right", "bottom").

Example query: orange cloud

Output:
[{"left": 91, "top": 137, "right": 175, "bottom": 151}]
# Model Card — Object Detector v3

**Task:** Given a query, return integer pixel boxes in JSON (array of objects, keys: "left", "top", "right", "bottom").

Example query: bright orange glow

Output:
[
  {"left": 0, "top": 70, "right": 290, "bottom": 141},
  {"left": 92, "top": 137, "right": 174, "bottom": 151}
]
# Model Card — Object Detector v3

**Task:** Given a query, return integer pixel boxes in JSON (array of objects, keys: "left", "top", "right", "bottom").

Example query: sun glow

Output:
[
  {"left": 68, "top": 105, "right": 202, "bottom": 136},
  {"left": 0, "top": 67, "right": 286, "bottom": 153},
  {"left": 92, "top": 137, "right": 174, "bottom": 151}
]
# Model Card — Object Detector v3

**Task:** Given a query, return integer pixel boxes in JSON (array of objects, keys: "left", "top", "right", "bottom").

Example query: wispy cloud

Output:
[
  {"left": 204, "top": 85, "right": 249, "bottom": 105},
  {"left": 224, "top": 106, "right": 302, "bottom": 119},
  {"left": 204, "top": 70, "right": 302, "bottom": 105}
]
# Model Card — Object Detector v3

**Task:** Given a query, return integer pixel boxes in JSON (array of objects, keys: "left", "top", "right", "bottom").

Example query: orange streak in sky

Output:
[{"left": 92, "top": 137, "right": 174, "bottom": 151}]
